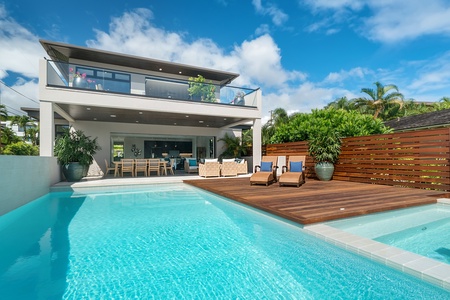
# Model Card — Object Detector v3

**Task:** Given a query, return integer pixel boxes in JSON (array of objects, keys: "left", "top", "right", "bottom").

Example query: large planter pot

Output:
[
  {"left": 62, "top": 162, "right": 88, "bottom": 182},
  {"left": 314, "top": 162, "right": 335, "bottom": 181}
]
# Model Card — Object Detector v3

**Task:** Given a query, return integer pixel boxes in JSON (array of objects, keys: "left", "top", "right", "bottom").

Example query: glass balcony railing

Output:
[{"left": 46, "top": 61, "right": 259, "bottom": 107}]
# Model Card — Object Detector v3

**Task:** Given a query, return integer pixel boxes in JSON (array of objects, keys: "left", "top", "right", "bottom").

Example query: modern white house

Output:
[{"left": 36, "top": 40, "right": 262, "bottom": 176}]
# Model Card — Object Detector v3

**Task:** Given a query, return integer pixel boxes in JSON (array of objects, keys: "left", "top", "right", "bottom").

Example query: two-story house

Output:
[{"left": 38, "top": 40, "right": 262, "bottom": 175}]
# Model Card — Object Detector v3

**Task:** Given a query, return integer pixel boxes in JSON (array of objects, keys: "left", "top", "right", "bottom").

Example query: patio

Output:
[{"left": 183, "top": 177, "right": 447, "bottom": 225}]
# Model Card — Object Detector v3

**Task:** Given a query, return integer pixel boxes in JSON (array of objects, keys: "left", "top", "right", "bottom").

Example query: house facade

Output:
[{"left": 38, "top": 40, "right": 262, "bottom": 175}]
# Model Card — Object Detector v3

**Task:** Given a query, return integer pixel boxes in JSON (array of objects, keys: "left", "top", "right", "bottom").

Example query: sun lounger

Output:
[
  {"left": 250, "top": 156, "right": 278, "bottom": 186},
  {"left": 279, "top": 156, "right": 306, "bottom": 187}
]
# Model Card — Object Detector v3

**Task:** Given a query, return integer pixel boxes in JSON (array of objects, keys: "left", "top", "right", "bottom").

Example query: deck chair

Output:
[
  {"left": 250, "top": 156, "right": 278, "bottom": 186},
  {"left": 121, "top": 159, "right": 134, "bottom": 177},
  {"left": 148, "top": 159, "right": 160, "bottom": 176},
  {"left": 134, "top": 159, "right": 148, "bottom": 176},
  {"left": 104, "top": 159, "right": 115, "bottom": 177},
  {"left": 279, "top": 156, "right": 306, "bottom": 187}
]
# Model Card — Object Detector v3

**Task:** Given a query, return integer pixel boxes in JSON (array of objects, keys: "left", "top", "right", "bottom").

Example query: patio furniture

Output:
[
  {"left": 279, "top": 156, "right": 306, "bottom": 187},
  {"left": 184, "top": 158, "right": 199, "bottom": 173},
  {"left": 236, "top": 159, "right": 248, "bottom": 175},
  {"left": 104, "top": 159, "right": 116, "bottom": 177},
  {"left": 164, "top": 158, "right": 175, "bottom": 175},
  {"left": 199, "top": 161, "right": 221, "bottom": 177},
  {"left": 134, "top": 159, "right": 148, "bottom": 176},
  {"left": 148, "top": 159, "right": 160, "bottom": 176},
  {"left": 250, "top": 156, "right": 278, "bottom": 186},
  {"left": 121, "top": 159, "right": 134, "bottom": 177},
  {"left": 220, "top": 159, "right": 238, "bottom": 177}
]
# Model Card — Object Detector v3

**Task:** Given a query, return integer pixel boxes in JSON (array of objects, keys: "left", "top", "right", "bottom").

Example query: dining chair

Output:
[
  {"left": 134, "top": 159, "right": 148, "bottom": 176},
  {"left": 104, "top": 159, "right": 115, "bottom": 177},
  {"left": 164, "top": 158, "right": 175, "bottom": 175},
  {"left": 121, "top": 159, "right": 134, "bottom": 177},
  {"left": 148, "top": 159, "right": 160, "bottom": 176}
]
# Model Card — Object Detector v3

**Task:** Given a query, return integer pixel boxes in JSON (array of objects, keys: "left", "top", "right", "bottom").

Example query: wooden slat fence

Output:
[{"left": 265, "top": 127, "right": 450, "bottom": 192}]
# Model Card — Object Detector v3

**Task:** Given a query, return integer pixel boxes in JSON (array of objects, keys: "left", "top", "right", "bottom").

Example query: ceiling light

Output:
[
  {"left": 159, "top": 68, "right": 163, "bottom": 71},
  {"left": 186, "top": 115, "right": 189, "bottom": 118},
  {"left": 86, "top": 107, "right": 91, "bottom": 110},
  {"left": 199, "top": 120, "right": 204, "bottom": 123},
  {"left": 93, "top": 118, "right": 97, "bottom": 121},
  {"left": 136, "top": 121, "right": 139, "bottom": 123},
  {"left": 139, "top": 111, "right": 143, "bottom": 114},
  {"left": 179, "top": 71, "right": 182, "bottom": 74},
  {"left": 223, "top": 118, "right": 227, "bottom": 120},
  {"left": 174, "top": 122, "right": 177, "bottom": 125},
  {"left": 110, "top": 114, "right": 116, "bottom": 118}
]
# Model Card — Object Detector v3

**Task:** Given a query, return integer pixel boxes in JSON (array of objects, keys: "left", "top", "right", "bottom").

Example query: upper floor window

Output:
[{"left": 76, "top": 67, "right": 131, "bottom": 93}]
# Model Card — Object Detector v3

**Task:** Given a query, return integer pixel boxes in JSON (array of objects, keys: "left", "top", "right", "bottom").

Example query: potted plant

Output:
[
  {"left": 308, "top": 129, "right": 341, "bottom": 181},
  {"left": 187, "top": 75, "right": 217, "bottom": 102},
  {"left": 54, "top": 127, "right": 101, "bottom": 182}
]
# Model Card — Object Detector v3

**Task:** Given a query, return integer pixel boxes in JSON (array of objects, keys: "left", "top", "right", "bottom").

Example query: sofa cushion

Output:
[
  {"left": 260, "top": 161, "right": 273, "bottom": 172},
  {"left": 188, "top": 159, "right": 197, "bottom": 166},
  {"left": 290, "top": 161, "right": 303, "bottom": 172},
  {"left": 205, "top": 158, "right": 218, "bottom": 163}
]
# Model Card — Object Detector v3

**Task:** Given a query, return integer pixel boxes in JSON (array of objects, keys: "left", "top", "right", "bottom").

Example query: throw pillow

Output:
[
  {"left": 222, "top": 158, "right": 235, "bottom": 163},
  {"left": 290, "top": 161, "right": 303, "bottom": 172},
  {"left": 260, "top": 161, "right": 273, "bottom": 172},
  {"left": 188, "top": 159, "right": 197, "bottom": 166}
]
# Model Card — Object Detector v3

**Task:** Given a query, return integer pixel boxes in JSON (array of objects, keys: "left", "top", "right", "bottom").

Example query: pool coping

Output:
[{"left": 303, "top": 198, "right": 450, "bottom": 292}]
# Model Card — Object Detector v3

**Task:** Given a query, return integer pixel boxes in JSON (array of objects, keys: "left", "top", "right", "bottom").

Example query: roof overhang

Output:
[{"left": 39, "top": 39, "right": 239, "bottom": 85}]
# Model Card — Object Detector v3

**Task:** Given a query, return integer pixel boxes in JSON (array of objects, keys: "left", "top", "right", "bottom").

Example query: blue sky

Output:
[{"left": 1, "top": 0, "right": 450, "bottom": 122}]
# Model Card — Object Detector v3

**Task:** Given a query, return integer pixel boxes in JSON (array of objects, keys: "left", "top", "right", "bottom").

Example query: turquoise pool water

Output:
[
  {"left": 327, "top": 204, "right": 450, "bottom": 264},
  {"left": 0, "top": 184, "right": 448, "bottom": 299}
]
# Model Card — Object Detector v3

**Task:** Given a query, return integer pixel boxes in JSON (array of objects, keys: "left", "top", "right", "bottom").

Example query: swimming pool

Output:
[
  {"left": 0, "top": 183, "right": 448, "bottom": 299},
  {"left": 327, "top": 204, "right": 450, "bottom": 264}
]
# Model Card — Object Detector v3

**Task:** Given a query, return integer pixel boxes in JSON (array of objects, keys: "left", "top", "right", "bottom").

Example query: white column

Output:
[
  {"left": 252, "top": 89, "right": 263, "bottom": 172},
  {"left": 39, "top": 101, "right": 54, "bottom": 157}
]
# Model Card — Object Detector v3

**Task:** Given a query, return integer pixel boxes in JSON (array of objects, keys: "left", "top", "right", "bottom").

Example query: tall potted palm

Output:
[
  {"left": 308, "top": 129, "right": 341, "bottom": 181},
  {"left": 54, "top": 127, "right": 101, "bottom": 182}
]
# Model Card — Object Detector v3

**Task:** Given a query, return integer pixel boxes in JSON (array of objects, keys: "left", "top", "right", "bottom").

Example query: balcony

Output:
[{"left": 46, "top": 61, "right": 259, "bottom": 107}]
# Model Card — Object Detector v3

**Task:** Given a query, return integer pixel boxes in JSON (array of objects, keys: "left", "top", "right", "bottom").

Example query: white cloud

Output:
[
  {"left": 364, "top": 0, "right": 450, "bottom": 43},
  {"left": 303, "top": 0, "right": 450, "bottom": 43},
  {"left": 0, "top": 5, "right": 45, "bottom": 80},
  {"left": 324, "top": 67, "right": 370, "bottom": 83},
  {"left": 0, "top": 5, "right": 43, "bottom": 114},
  {"left": 88, "top": 9, "right": 304, "bottom": 90},
  {"left": 252, "top": 0, "right": 289, "bottom": 26}
]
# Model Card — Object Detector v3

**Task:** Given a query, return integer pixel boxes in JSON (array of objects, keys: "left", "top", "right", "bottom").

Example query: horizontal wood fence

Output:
[{"left": 265, "top": 127, "right": 450, "bottom": 192}]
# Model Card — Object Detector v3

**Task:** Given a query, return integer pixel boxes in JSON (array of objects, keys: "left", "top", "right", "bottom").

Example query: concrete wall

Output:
[{"left": 0, "top": 156, "right": 60, "bottom": 215}]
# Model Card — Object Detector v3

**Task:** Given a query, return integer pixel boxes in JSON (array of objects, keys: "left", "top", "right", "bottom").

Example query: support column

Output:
[{"left": 39, "top": 101, "right": 54, "bottom": 157}]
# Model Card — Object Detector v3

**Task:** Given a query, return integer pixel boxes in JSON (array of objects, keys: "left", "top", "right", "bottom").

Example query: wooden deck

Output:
[{"left": 183, "top": 177, "right": 446, "bottom": 225}]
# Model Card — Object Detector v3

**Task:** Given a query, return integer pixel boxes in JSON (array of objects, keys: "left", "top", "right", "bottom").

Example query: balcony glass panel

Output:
[{"left": 46, "top": 61, "right": 258, "bottom": 107}]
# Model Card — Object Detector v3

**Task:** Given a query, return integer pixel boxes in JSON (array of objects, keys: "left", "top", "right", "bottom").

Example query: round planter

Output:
[
  {"left": 314, "top": 162, "right": 335, "bottom": 181},
  {"left": 62, "top": 162, "right": 88, "bottom": 182},
  {"left": 72, "top": 77, "right": 88, "bottom": 88}
]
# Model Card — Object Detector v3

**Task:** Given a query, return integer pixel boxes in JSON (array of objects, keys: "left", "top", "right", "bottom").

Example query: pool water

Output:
[
  {"left": 0, "top": 184, "right": 448, "bottom": 299},
  {"left": 327, "top": 204, "right": 450, "bottom": 264}
]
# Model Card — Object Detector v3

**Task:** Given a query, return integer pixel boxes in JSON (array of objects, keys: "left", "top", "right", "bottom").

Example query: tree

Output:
[
  {"left": 435, "top": 97, "right": 450, "bottom": 110},
  {"left": 11, "top": 115, "right": 32, "bottom": 142},
  {"left": 0, "top": 104, "right": 8, "bottom": 148},
  {"left": 353, "top": 82, "right": 404, "bottom": 120},
  {"left": 1, "top": 126, "right": 20, "bottom": 145},
  {"left": 262, "top": 108, "right": 289, "bottom": 145},
  {"left": 325, "top": 97, "right": 354, "bottom": 111},
  {"left": 218, "top": 133, "right": 247, "bottom": 158}
]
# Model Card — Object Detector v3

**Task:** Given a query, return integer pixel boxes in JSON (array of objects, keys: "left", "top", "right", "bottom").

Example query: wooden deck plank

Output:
[{"left": 184, "top": 177, "right": 444, "bottom": 225}]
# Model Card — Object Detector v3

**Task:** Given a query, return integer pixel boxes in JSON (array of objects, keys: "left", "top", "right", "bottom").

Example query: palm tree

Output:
[
  {"left": 11, "top": 115, "right": 31, "bottom": 142},
  {"left": 325, "top": 97, "right": 354, "bottom": 111},
  {"left": 435, "top": 97, "right": 450, "bottom": 110},
  {"left": 353, "top": 82, "right": 404, "bottom": 119},
  {"left": 0, "top": 104, "right": 8, "bottom": 148},
  {"left": 218, "top": 133, "right": 247, "bottom": 158},
  {"left": 262, "top": 107, "right": 289, "bottom": 145}
]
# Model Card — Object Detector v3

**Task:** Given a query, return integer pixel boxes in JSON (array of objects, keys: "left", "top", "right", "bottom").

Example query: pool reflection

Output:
[{"left": 0, "top": 193, "right": 85, "bottom": 299}]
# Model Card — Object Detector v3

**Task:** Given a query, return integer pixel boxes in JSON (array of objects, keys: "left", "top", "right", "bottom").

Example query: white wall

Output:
[{"left": 0, "top": 156, "right": 60, "bottom": 215}]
